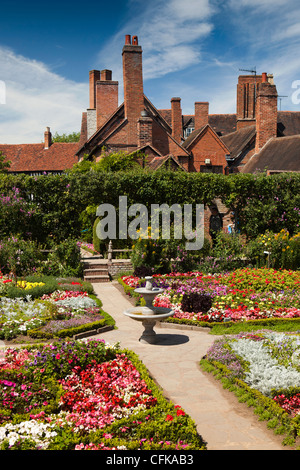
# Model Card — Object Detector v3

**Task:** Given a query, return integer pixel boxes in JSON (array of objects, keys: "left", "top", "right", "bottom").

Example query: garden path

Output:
[{"left": 91, "top": 280, "right": 287, "bottom": 451}]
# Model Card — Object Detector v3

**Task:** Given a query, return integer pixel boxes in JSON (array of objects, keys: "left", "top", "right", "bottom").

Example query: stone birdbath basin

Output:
[{"left": 123, "top": 276, "right": 174, "bottom": 344}]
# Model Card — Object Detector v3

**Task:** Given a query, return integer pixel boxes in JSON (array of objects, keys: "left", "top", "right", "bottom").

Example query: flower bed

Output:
[
  {"left": 120, "top": 268, "right": 300, "bottom": 327},
  {"left": 0, "top": 276, "right": 113, "bottom": 342},
  {"left": 201, "top": 331, "right": 300, "bottom": 447},
  {"left": 0, "top": 339, "right": 206, "bottom": 450}
]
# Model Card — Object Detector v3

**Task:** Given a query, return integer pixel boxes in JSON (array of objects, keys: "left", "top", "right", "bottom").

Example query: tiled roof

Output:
[
  {"left": 158, "top": 111, "right": 238, "bottom": 136},
  {"left": 221, "top": 125, "right": 256, "bottom": 160},
  {"left": 0, "top": 142, "right": 79, "bottom": 173},
  {"left": 242, "top": 135, "right": 300, "bottom": 173},
  {"left": 277, "top": 111, "right": 300, "bottom": 136}
]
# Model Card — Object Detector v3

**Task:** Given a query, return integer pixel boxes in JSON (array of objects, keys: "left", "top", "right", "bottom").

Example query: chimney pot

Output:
[
  {"left": 132, "top": 35, "right": 138, "bottom": 45},
  {"left": 262, "top": 72, "right": 268, "bottom": 83},
  {"left": 125, "top": 34, "right": 131, "bottom": 45}
]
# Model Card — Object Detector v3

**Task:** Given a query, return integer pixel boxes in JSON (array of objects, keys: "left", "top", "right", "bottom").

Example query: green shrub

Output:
[
  {"left": 246, "top": 230, "right": 300, "bottom": 270},
  {"left": 4, "top": 276, "right": 59, "bottom": 299}
]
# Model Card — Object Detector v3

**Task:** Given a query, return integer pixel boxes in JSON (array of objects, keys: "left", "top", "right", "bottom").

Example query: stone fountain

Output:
[{"left": 123, "top": 276, "right": 174, "bottom": 344}]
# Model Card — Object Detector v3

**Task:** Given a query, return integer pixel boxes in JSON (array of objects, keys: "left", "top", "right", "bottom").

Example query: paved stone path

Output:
[{"left": 91, "top": 281, "right": 287, "bottom": 451}]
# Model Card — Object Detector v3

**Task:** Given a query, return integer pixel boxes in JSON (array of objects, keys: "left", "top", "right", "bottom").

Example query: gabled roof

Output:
[
  {"left": 182, "top": 124, "right": 230, "bottom": 154},
  {"left": 130, "top": 143, "right": 163, "bottom": 158},
  {"left": 221, "top": 125, "right": 256, "bottom": 160},
  {"left": 147, "top": 155, "right": 187, "bottom": 171},
  {"left": 242, "top": 135, "right": 300, "bottom": 173},
  {"left": 0, "top": 142, "right": 79, "bottom": 173},
  {"left": 77, "top": 103, "right": 126, "bottom": 156}
]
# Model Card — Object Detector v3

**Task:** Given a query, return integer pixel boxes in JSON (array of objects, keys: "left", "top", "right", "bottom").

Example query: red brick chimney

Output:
[
  {"left": 194, "top": 102, "right": 209, "bottom": 129},
  {"left": 122, "top": 35, "right": 144, "bottom": 144},
  {"left": 89, "top": 70, "right": 101, "bottom": 109},
  {"left": 44, "top": 127, "right": 52, "bottom": 149},
  {"left": 236, "top": 74, "right": 265, "bottom": 129},
  {"left": 96, "top": 69, "right": 118, "bottom": 128},
  {"left": 171, "top": 97, "right": 183, "bottom": 142},
  {"left": 138, "top": 110, "right": 152, "bottom": 147},
  {"left": 255, "top": 77, "right": 278, "bottom": 153}
]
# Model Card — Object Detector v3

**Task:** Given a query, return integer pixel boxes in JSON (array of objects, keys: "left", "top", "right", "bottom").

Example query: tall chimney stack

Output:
[
  {"left": 255, "top": 77, "right": 278, "bottom": 153},
  {"left": 96, "top": 69, "right": 118, "bottom": 128},
  {"left": 89, "top": 70, "right": 101, "bottom": 109},
  {"left": 122, "top": 35, "right": 144, "bottom": 144},
  {"left": 171, "top": 97, "right": 183, "bottom": 142}
]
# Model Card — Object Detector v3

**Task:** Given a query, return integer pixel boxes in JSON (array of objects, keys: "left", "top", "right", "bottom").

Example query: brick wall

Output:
[{"left": 188, "top": 127, "right": 227, "bottom": 172}]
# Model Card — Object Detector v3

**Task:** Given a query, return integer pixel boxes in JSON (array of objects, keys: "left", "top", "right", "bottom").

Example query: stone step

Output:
[
  {"left": 83, "top": 262, "right": 109, "bottom": 270},
  {"left": 84, "top": 268, "right": 109, "bottom": 276},
  {"left": 84, "top": 274, "right": 110, "bottom": 283}
]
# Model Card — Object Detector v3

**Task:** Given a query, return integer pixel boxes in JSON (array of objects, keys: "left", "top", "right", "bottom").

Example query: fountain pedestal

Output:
[{"left": 123, "top": 276, "right": 174, "bottom": 344}]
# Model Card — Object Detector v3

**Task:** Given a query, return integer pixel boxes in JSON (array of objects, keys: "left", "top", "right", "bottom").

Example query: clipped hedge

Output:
[
  {"left": 0, "top": 171, "right": 300, "bottom": 243},
  {"left": 27, "top": 318, "right": 107, "bottom": 339}
]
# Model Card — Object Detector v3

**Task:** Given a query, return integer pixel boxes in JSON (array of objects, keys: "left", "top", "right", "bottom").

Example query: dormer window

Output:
[{"left": 184, "top": 126, "right": 194, "bottom": 138}]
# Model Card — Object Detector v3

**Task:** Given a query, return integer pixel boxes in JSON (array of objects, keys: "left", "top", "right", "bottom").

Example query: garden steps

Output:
[{"left": 83, "top": 258, "right": 110, "bottom": 283}]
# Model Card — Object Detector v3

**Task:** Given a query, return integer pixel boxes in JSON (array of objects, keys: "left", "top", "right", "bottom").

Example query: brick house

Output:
[
  {"left": 77, "top": 35, "right": 300, "bottom": 176},
  {"left": 77, "top": 35, "right": 231, "bottom": 174}
]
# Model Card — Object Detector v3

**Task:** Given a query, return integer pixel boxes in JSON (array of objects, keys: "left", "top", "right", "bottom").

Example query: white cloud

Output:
[
  {"left": 0, "top": 46, "right": 87, "bottom": 144},
  {"left": 96, "top": 0, "right": 214, "bottom": 83}
]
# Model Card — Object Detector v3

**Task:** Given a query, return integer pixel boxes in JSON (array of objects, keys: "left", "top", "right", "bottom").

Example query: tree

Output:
[
  {"left": 0, "top": 151, "right": 11, "bottom": 172},
  {"left": 52, "top": 131, "right": 80, "bottom": 142}
]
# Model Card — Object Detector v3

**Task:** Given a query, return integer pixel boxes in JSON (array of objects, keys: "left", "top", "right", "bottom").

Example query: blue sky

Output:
[{"left": 1, "top": 0, "right": 300, "bottom": 143}]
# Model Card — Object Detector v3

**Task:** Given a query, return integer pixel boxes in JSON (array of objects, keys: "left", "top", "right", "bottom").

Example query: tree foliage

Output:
[
  {"left": 0, "top": 151, "right": 11, "bottom": 172},
  {"left": 52, "top": 131, "right": 80, "bottom": 142}
]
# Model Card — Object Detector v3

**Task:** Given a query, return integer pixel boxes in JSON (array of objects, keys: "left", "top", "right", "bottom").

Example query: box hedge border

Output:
[{"left": 200, "top": 358, "right": 300, "bottom": 448}]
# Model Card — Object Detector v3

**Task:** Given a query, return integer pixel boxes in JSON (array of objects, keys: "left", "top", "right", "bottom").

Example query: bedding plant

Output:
[
  {"left": 0, "top": 339, "right": 206, "bottom": 450},
  {"left": 0, "top": 273, "right": 113, "bottom": 342},
  {"left": 119, "top": 268, "right": 300, "bottom": 332},
  {"left": 200, "top": 330, "right": 300, "bottom": 447}
]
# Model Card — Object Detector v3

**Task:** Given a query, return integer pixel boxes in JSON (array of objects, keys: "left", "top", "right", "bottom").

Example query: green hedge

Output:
[
  {"left": 28, "top": 318, "right": 106, "bottom": 339},
  {"left": 0, "top": 171, "right": 299, "bottom": 243}
]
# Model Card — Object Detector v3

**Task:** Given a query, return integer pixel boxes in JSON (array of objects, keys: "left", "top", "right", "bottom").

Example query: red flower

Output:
[{"left": 165, "top": 414, "right": 174, "bottom": 421}]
